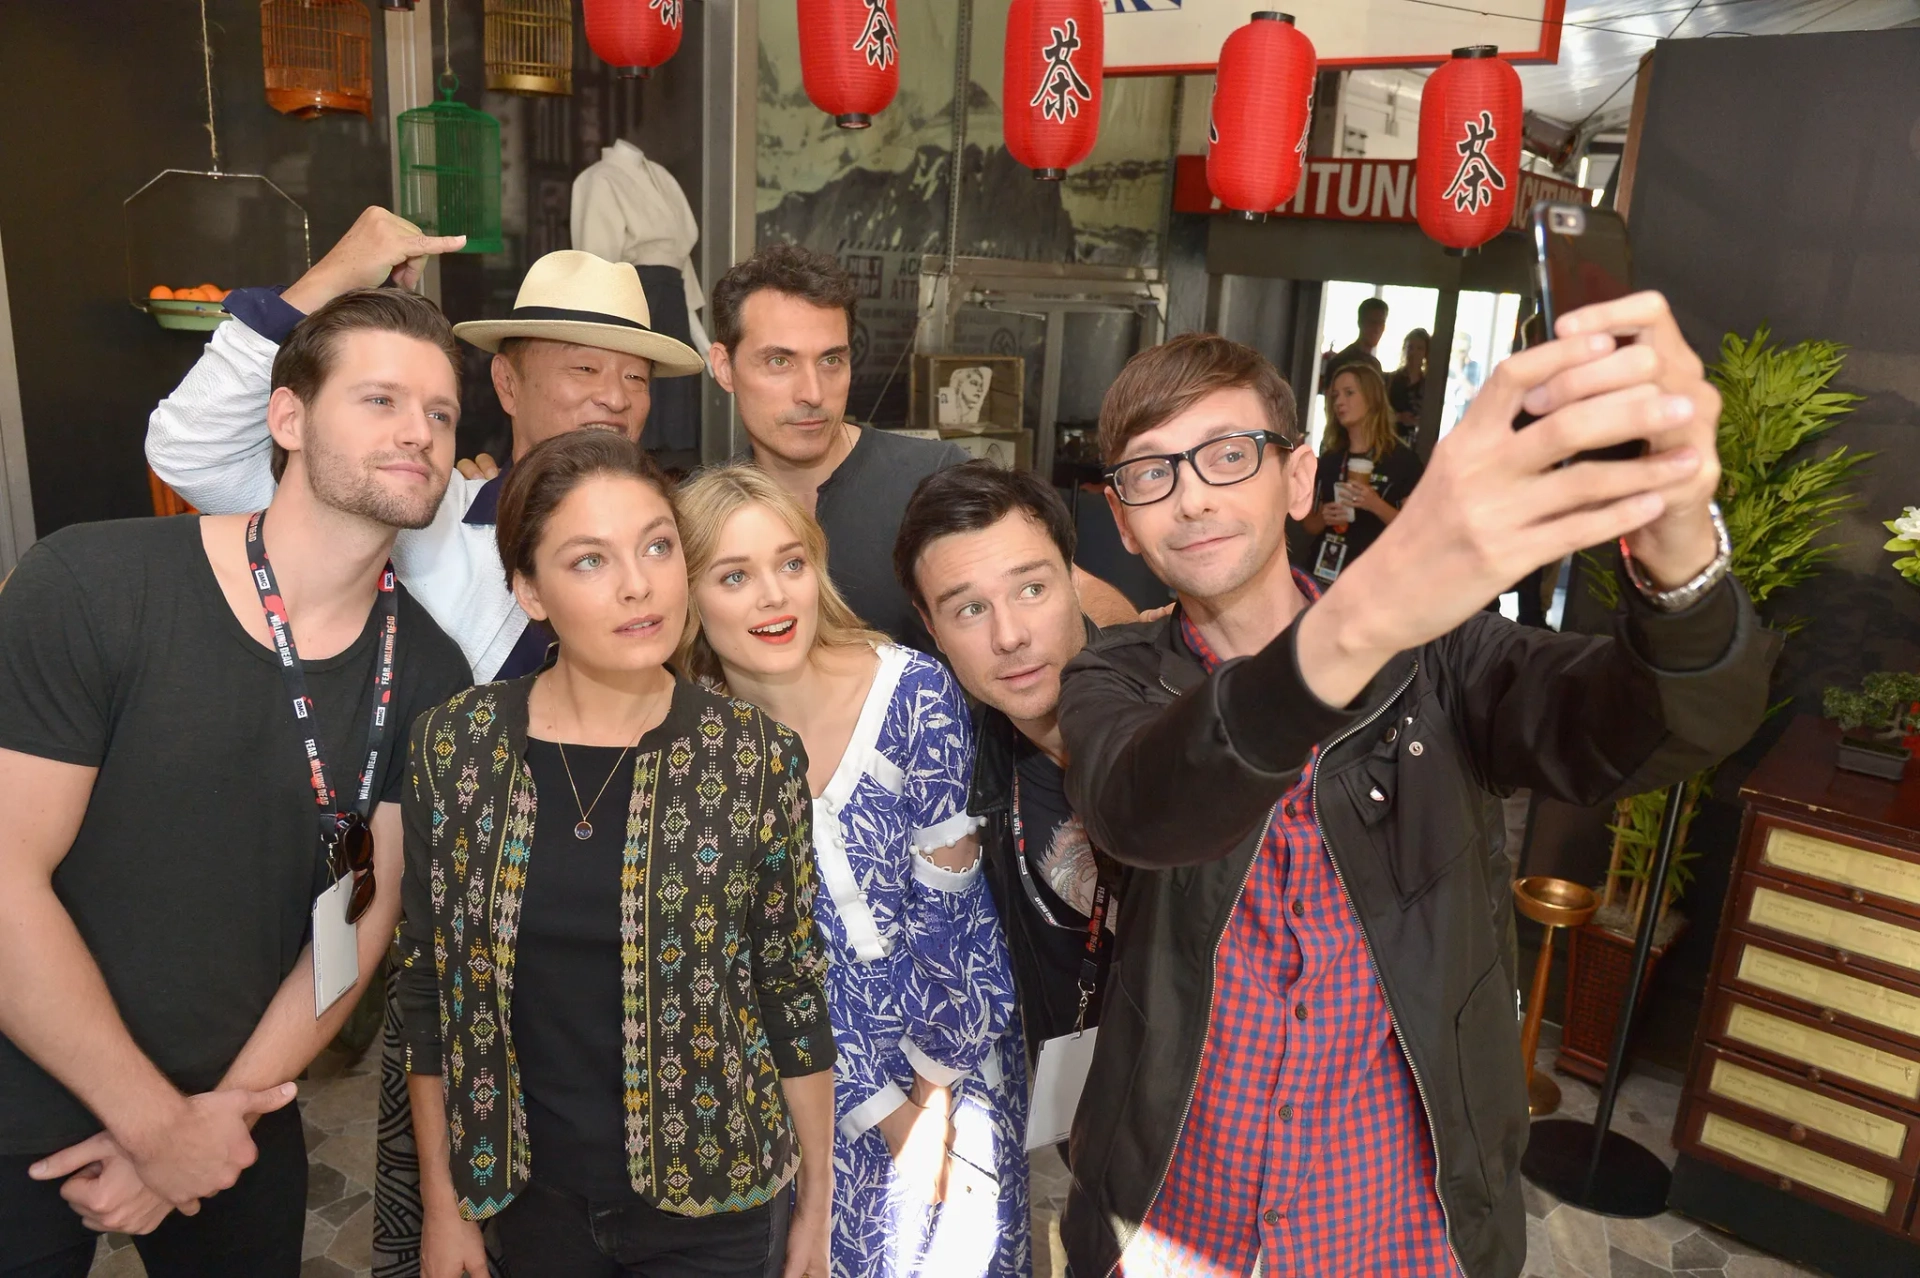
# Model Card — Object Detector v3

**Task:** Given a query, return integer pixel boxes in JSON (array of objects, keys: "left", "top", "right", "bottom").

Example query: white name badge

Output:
[
  {"left": 1026, "top": 1028, "right": 1100, "bottom": 1151},
  {"left": 311, "top": 876, "right": 360, "bottom": 1019}
]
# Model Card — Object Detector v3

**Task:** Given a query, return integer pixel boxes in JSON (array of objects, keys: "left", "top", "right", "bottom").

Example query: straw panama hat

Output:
[{"left": 452, "top": 250, "right": 707, "bottom": 377}]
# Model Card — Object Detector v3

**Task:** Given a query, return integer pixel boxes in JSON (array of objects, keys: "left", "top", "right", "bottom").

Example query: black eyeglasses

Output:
[
  {"left": 1105, "top": 430, "right": 1297, "bottom": 507},
  {"left": 326, "top": 812, "right": 376, "bottom": 924}
]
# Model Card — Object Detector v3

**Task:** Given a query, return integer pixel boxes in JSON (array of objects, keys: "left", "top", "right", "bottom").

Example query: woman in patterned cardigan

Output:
[
  {"left": 674, "top": 466, "right": 1027, "bottom": 1278},
  {"left": 396, "top": 433, "right": 837, "bottom": 1278}
]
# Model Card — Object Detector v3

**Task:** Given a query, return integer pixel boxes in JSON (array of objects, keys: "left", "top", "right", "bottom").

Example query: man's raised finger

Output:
[
  {"left": 402, "top": 234, "right": 467, "bottom": 259},
  {"left": 1516, "top": 445, "right": 1703, "bottom": 530}
]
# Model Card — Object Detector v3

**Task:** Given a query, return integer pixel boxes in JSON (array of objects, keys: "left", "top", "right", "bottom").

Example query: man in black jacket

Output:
[
  {"left": 894, "top": 463, "right": 1117, "bottom": 1087},
  {"left": 1058, "top": 294, "right": 1775, "bottom": 1278}
]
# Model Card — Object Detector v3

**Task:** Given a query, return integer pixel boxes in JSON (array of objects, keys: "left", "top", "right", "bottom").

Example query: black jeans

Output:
[
  {"left": 0, "top": 1103, "right": 307, "bottom": 1278},
  {"left": 494, "top": 1179, "right": 788, "bottom": 1278}
]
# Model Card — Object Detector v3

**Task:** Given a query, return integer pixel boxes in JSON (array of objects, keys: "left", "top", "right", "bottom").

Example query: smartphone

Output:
[{"left": 1520, "top": 200, "right": 1646, "bottom": 462}]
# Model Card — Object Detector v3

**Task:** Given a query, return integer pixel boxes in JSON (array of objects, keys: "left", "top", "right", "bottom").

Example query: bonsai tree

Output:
[
  {"left": 1588, "top": 326, "right": 1866, "bottom": 935},
  {"left": 1823, "top": 672, "right": 1920, "bottom": 742}
]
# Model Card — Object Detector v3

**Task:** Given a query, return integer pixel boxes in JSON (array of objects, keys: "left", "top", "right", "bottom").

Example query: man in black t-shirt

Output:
[
  {"left": 894, "top": 464, "right": 1120, "bottom": 1090},
  {"left": 0, "top": 290, "right": 471, "bottom": 1277}
]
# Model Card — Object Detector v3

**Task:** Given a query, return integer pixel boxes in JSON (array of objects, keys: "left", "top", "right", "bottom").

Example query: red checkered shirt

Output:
[{"left": 1118, "top": 584, "right": 1456, "bottom": 1278}]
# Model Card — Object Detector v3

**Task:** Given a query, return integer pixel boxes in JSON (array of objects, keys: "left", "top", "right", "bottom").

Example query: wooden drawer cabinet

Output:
[{"left": 1672, "top": 716, "right": 1920, "bottom": 1263}]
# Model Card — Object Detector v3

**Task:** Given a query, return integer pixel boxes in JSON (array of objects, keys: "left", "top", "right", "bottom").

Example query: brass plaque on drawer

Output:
[
  {"left": 1747, "top": 887, "right": 1920, "bottom": 974},
  {"left": 1708, "top": 1058, "right": 1908, "bottom": 1159},
  {"left": 1762, "top": 828, "right": 1920, "bottom": 907},
  {"left": 1724, "top": 1003, "right": 1920, "bottom": 1100},
  {"left": 1699, "top": 1113, "right": 1895, "bottom": 1213},
  {"left": 1736, "top": 943, "right": 1920, "bottom": 1039}
]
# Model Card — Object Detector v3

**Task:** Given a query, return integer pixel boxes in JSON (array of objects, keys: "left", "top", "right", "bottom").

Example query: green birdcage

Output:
[{"left": 396, "top": 75, "right": 504, "bottom": 254}]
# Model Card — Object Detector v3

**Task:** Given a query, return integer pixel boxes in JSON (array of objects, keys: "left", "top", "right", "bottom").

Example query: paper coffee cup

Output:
[{"left": 1346, "top": 457, "right": 1375, "bottom": 486}]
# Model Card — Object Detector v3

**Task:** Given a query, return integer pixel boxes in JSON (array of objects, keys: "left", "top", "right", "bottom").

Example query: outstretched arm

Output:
[{"left": 146, "top": 207, "right": 465, "bottom": 514}]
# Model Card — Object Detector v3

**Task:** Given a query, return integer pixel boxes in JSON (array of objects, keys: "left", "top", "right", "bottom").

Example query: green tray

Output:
[{"left": 147, "top": 297, "right": 230, "bottom": 332}]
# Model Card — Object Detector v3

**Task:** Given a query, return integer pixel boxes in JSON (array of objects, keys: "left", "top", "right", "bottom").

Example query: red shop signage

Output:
[{"left": 1171, "top": 154, "right": 1588, "bottom": 233}]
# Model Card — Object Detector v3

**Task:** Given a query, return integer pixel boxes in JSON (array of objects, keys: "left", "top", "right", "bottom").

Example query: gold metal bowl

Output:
[{"left": 1512, "top": 876, "right": 1598, "bottom": 929}]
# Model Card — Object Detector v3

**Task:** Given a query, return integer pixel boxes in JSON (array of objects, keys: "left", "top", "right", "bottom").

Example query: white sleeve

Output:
[{"left": 144, "top": 318, "right": 280, "bottom": 515}]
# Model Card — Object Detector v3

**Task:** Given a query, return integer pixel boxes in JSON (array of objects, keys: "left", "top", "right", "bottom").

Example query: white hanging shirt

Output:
[{"left": 570, "top": 139, "right": 711, "bottom": 356}]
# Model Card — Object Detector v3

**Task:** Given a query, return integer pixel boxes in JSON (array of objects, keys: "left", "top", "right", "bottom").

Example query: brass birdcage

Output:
[
  {"left": 485, "top": 0, "right": 573, "bottom": 95},
  {"left": 260, "top": 0, "right": 373, "bottom": 118}
]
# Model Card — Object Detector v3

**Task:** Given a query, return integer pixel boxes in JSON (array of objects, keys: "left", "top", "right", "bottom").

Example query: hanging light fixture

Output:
[
  {"left": 399, "top": 1, "right": 505, "bottom": 254},
  {"left": 797, "top": 0, "right": 901, "bottom": 129},
  {"left": 583, "top": 0, "right": 683, "bottom": 79},
  {"left": 1206, "top": 11, "right": 1316, "bottom": 220},
  {"left": 1003, "top": 0, "right": 1104, "bottom": 180},
  {"left": 1416, "top": 45, "right": 1523, "bottom": 252}
]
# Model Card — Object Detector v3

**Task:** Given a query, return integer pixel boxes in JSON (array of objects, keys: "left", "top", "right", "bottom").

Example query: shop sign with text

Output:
[{"left": 1172, "top": 154, "right": 1587, "bottom": 233}]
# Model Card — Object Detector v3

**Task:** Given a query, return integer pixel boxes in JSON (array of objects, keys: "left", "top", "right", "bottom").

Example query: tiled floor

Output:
[{"left": 90, "top": 1037, "right": 1819, "bottom": 1278}]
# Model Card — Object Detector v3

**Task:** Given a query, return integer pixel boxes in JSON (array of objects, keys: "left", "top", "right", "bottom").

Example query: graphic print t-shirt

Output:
[
  {"left": 0, "top": 516, "right": 470, "bottom": 1153},
  {"left": 1012, "top": 741, "right": 1110, "bottom": 1050}
]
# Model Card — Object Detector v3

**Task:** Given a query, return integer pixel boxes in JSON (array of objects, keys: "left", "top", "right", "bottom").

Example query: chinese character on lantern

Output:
[
  {"left": 652, "top": 0, "right": 681, "bottom": 27},
  {"left": 853, "top": 0, "right": 898, "bottom": 69},
  {"left": 1031, "top": 18, "right": 1093, "bottom": 123},
  {"left": 1442, "top": 110, "right": 1507, "bottom": 215}
]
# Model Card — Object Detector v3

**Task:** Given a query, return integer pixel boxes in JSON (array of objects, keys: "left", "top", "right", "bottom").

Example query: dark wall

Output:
[
  {"left": 0, "top": 0, "right": 393, "bottom": 533},
  {"left": 1523, "top": 29, "right": 1920, "bottom": 1061}
]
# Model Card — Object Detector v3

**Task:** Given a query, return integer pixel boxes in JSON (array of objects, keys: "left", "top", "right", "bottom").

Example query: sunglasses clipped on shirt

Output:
[
  {"left": 326, "top": 811, "right": 376, "bottom": 925},
  {"left": 1104, "top": 430, "right": 1298, "bottom": 507}
]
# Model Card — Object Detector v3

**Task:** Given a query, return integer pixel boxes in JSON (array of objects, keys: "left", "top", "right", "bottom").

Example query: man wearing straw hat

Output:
[{"left": 147, "top": 207, "right": 708, "bottom": 684}]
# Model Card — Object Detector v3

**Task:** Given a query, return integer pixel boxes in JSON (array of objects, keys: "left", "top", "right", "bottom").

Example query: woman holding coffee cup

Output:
[{"left": 1301, "top": 363, "right": 1425, "bottom": 584}]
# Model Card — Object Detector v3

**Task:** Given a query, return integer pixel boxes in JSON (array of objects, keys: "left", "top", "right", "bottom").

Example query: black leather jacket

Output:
[{"left": 1056, "top": 578, "right": 1776, "bottom": 1278}]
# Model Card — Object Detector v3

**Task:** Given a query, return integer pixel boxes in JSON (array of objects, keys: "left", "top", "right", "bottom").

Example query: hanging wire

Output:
[
  {"left": 199, "top": 0, "right": 222, "bottom": 172},
  {"left": 443, "top": 0, "right": 454, "bottom": 81}
]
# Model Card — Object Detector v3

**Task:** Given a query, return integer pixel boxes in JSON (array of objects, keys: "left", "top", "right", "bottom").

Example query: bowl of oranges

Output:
[{"left": 146, "top": 284, "right": 232, "bottom": 332}]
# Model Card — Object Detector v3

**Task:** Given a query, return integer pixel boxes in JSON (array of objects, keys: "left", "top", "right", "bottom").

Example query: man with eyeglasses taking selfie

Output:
[
  {"left": 1054, "top": 299, "right": 1777, "bottom": 1278},
  {"left": 0, "top": 291, "right": 470, "bottom": 1277}
]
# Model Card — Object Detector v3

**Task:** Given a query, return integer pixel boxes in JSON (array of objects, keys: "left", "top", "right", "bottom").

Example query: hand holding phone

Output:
[{"left": 1520, "top": 201, "right": 1646, "bottom": 463}]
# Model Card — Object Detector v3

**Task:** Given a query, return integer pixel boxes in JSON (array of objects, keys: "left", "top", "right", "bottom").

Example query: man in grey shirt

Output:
[{"left": 704, "top": 243, "right": 1134, "bottom": 649}]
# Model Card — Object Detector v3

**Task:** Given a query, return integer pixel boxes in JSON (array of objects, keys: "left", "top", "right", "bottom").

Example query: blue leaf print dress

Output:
[{"left": 811, "top": 645, "right": 1028, "bottom": 1278}]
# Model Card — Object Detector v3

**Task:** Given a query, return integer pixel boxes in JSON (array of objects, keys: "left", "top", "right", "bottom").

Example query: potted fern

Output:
[{"left": 1557, "top": 326, "right": 1866, "bottom": 1081}]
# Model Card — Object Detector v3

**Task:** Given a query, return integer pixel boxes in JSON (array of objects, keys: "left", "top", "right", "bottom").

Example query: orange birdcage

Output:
[
  {"left": 261, "top": 0, "right": 374, "bottom": 118},
  {"left": 485, "top": 0, "right": 573, "bottom": 95}
]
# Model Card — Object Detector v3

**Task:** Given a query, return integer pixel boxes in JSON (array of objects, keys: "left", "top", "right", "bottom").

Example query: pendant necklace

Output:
[{"left": 557, "top": 740, "right": 636, "bottom": 840}]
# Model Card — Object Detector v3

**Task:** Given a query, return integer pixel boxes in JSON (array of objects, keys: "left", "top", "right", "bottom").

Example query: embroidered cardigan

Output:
[{"left": 395, "top": 675, "right": 835, "bottom": 1219}]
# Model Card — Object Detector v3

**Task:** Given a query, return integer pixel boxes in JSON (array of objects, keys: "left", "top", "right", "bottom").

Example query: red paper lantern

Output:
[
  {"left": 583, "top": 0, "right": 684, "bottom": 80},
  {"left": 1003, "top": 0, "right": 1104, "bottom": 180},
  {"left": 1417, "top": 45, "right": 1524, "bottom": 251},
  {"left": 798, "top": 0, "right": 901, "bottom": 129},
  {"left": 1206, "top": 12, "right": 1317, "bottom": 220}
]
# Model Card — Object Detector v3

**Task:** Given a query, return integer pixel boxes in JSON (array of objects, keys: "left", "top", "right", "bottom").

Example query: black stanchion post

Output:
[{"left": 1519, "top": 779, "right": 1686, "bottom": 1217}]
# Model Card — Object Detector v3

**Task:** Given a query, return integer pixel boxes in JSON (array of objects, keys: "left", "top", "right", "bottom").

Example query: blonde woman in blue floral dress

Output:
[{"left": 674, "top": 465, "right": 1029, "bottom": 1278}]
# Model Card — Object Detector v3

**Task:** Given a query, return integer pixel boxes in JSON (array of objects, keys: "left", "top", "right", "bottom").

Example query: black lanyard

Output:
[
  {"left": 1013, "top": 772, "right": 1111, "bottom": 1034},
  {"left": 245, "top": 510, "right": 399, "bottom": 847}
]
